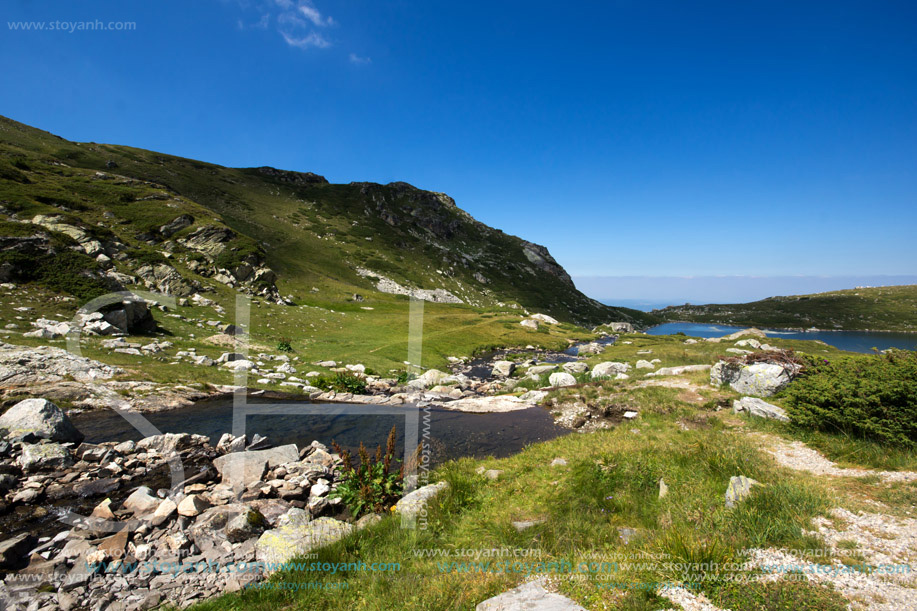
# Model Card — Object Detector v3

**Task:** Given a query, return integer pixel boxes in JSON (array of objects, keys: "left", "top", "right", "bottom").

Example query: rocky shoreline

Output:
[{"left": 0, "top": 398, "right": 449, "bottom": 611}]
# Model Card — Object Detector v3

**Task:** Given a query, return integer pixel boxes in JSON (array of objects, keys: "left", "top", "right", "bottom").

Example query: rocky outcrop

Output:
[
  {"left": 180, "top": 225, "right": 236, "bottom": 257},
  {"left": 255, "top": 166, "right": 329, "bottom": 186},
  {"left": 356, "top": 268, "right": 462, "bottom": 304},
  {"left": 0, "top": 398, "right": 83, "bottom": 443},
  {"left": 520, "top": 240, "right": 574, "bottom": 288},
  {"left": 135, "top": 263, "right": 196, "bottom": 296},
  {"left": 159, "top": 214, "right": 194, "bottom": 238}
]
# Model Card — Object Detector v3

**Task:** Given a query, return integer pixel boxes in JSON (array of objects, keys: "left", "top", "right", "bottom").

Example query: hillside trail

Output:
[{"left": 638, "top": 373, "right": 917, "bottom": 610}]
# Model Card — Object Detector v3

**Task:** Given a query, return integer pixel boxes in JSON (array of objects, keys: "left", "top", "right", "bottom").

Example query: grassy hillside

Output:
[
  {"left": 0, "top": 114, "right": 654, "bottom": 329},
  {"left": 654, "top": 285, "right": 917, "bottom": 332}
]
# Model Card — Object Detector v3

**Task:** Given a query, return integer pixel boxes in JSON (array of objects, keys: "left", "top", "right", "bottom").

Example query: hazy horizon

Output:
[{"left": 578, "top": 275, "right": 917, "bottom": 311}]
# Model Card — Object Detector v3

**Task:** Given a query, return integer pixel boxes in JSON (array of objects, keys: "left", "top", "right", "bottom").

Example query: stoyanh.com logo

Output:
[{"left": 7, "top": 20, "right": 137, "bottom": 33}]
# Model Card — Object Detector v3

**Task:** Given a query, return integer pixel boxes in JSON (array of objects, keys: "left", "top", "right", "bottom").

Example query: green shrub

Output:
[
  {"left": 330, "top": 426, "right": 406, "bottom": 517},
  {"left": 783, "top": 351, "right": 917, "bottom": 447},
  {"left": 314, "top": 372, "right": 367, "bottom": 394},
  {"left": 276, "top": 338, "right": 293, "bottom": 352},
  {"left": 395, "top": 370, "right": 416, "bottom": 385}
]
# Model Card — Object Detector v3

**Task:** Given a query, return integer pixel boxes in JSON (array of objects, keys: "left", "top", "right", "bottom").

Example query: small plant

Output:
[
  {"left": 314, "top": 372, "right": 367, "bottom": 394},
  {"left": 330, "top": 426, "right": 414, "bottom": 517},
  {"left": 395, "top": 370, "right": 417, "bottom": 385},
  {"left": 276, "top": 337, "right": 293, "bottom": 352}
]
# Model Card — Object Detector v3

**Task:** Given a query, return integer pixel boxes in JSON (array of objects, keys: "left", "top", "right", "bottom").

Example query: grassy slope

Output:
[
  {"left": 654, "top": 285, "right": 917, "bottom": 332},
  {"left": 191, "top": 333, "right": 904, "bottom": 611},
  {"left": 0, "top": 114, "right": 656, "bottom": 328}
]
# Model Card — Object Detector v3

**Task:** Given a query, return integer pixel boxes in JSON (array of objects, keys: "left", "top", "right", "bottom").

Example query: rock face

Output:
[
  {"left": 0, "top": 398, "right": 83, "bottom": 443},
  {"left": 255, "top": 517, "right": 353, "bottom": 568},
  {"left": 476, "top": 580, "right": 587, "bottom": 611},
  {"left": 710, "top": 360, "right": 798, "bottom": 396},
  {"left": 733, "top": 397, "right": 790, "bottom": 422}
]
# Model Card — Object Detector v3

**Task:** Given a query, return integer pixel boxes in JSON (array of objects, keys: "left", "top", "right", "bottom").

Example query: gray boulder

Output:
[
  {"left": 733, "top": 397, "right": 790, "bottom": 422},
  {"left": 100, "top": 298, "right": 157, "bottom": 335},
  {"left": 226, "top": 508, "right": 267, "bottom": 543},
  {"left": 711, "top": 361, "right": 799, "bottom": 396},
  {"left": 491, "top": 361, "right": 516, "bottom": 378},
  {"left": 0, "top": 398, "right": 83, "bottom": 443},
  {"left": 562, "top": 362, "right": 588, "bottom": 374}
]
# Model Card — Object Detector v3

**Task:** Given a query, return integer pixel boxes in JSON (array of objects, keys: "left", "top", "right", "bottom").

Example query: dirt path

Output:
[{"left": 748, "top": 431, "right": 917, "bottom": 483}]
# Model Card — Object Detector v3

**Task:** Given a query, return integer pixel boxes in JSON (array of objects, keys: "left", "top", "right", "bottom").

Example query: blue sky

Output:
[{"left": 1, "top": 1, "right": 915, "bottom": 304}]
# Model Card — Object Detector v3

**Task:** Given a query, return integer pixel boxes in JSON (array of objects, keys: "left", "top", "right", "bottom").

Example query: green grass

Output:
[{"left": 188, "top": 385, "right": 842, "bottom": 611}]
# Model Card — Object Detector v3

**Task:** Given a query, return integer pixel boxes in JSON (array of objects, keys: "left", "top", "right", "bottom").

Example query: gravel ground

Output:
[{"left": 749, "top": 432, "right": 917, "bottom": 483}]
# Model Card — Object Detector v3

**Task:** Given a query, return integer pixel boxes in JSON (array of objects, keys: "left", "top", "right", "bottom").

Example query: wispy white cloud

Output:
[
  {"left": 276, "top": 1, "right": 334, "bottom": 50},
  {"left": 298, "top": 4, "right": 334, "bottom": 27},
  {"left": 234, "top": 0, "right": 366, "bottom": 59},
  {"left": 282, "top": 30, "right": 331, "bottom": 49}
]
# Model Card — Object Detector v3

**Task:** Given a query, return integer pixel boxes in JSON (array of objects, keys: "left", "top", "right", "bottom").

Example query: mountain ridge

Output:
[{"left": 0, "top": 114, "right": 655, "bottom": 327}]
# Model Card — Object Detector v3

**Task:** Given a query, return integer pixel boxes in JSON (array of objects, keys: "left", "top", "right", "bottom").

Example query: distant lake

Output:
[{"left": 646, "top": 322, "right": 917, "bottom": 353}]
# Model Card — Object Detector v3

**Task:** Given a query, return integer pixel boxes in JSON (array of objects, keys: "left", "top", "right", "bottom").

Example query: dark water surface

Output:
[
  {"left": 647, "top": 322, "right": 917, "bottom": 353},
  {"left": 72, "top": 397, "right": 567, "bottom": 465}
]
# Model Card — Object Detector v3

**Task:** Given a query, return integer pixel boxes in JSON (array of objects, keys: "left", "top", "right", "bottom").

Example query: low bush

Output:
[
  {"left": 313, "top": 372, "right": 367, "bottom": 394},
  {"left": 783, "top": 351, "right": 917, "bottom": 447}
]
